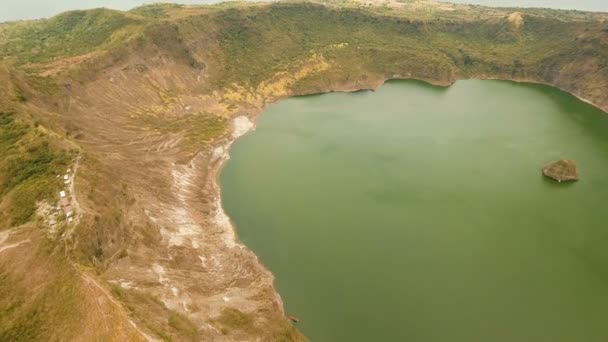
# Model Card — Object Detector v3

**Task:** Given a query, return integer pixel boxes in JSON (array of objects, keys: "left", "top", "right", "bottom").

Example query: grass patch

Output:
[
  {"left": 0, "top": 111, "right": 27, "bottom": 154},
  {"left": 3, "top": 142, "right": 63, "bottom": 192},
  {"left": 213, "top": 307, "right": 254, "bottom": 335},
  {"left": 168, "top": 311, "right": 199, "bottom": 341},
  {"left": 183, "top": 114, "right": 228, "bottom": 148},
  {"left": 110, "top": 285, "right": 200, "bottom": 341},
  {"left": 0, "top": 242, "right": 83, "bottom": 341},
  {"left": 134, "top": 111, "right": 228, "bottom": 152}
]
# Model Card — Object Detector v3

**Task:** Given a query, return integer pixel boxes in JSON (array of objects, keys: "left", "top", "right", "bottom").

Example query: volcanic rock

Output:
[{"left": 543, "top": 159, "right": 579, "bottom": 182}]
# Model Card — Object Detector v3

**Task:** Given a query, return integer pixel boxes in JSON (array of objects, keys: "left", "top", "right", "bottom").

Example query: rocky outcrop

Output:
[{"left": 543, "top": 159, "right": 579, "bottom": 182}]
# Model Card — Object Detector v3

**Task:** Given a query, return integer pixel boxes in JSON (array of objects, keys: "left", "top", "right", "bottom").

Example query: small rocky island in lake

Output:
[{"left": 543, "top": 159, "right": 579, "bottom": 182}]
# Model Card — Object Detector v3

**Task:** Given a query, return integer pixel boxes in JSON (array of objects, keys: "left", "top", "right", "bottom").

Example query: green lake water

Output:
[{"left": 220, "top": 80, "right": 608, "bottom": 341}]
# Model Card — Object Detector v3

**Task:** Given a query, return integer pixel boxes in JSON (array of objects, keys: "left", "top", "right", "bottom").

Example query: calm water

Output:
[
  {"left": 221, "top": 80, "right": 608, "bottom": 341},
  {"left": 1, "top": 0, "right": 605, "bottom": 22}
]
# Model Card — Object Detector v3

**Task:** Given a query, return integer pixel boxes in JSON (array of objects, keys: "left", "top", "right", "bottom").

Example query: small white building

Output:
[{"left": 60, "top": 191, "right": 66, "bottom": 198}]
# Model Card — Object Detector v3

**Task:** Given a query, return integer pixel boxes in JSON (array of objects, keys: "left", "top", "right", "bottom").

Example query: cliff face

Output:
[{"left": 0, "top": 1, "right": 607, "bottom": 340}]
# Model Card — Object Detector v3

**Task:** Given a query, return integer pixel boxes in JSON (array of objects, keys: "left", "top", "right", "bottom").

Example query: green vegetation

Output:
[
  {"left": 134, "top": 110, "right": 228, "bottom": 151},
  {"left": 213, "top": 307, "right": 254, "bottom": 334},
  {"left": 0, "top": 111, "right": 69, "bottom": 228},
  {"left": 180, "top": 1, "right": 603, "bottom": 102},
  {"left": 0, "top": 111, "right": 27, "bottom": 153},
  {"left": 130, "top": 3, "right": 183, "bottom": 18},
  {"left": 183, "top": 114, "right": 228, "bottom": 148},
  {"left": 208, "top": 4, "right": 522, "bottom": 86},
  {"left": 0, "top": 9, "right": 141, "bottom": 64}
]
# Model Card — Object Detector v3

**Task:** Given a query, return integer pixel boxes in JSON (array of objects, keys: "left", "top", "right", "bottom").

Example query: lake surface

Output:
[
  {"left": 221, "top": 80, "right": 608, "bottom": 341},
  {"left": 1, "top": 0, "right": 605, "bottom": 22}
]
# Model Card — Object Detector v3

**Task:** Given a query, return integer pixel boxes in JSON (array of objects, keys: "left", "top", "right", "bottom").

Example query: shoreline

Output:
[
  {"left": 206, "top": 115, "right": 290, "bottom": 318},
  {"left": 469, "top": 76, "right": 608, "bottom": 113},
  {"left": 269, "top": 75, "right": 607, "bottom": 113}
]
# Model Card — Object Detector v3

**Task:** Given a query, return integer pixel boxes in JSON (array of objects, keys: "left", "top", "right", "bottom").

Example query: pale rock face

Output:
[
  {"left": 152, "top": 263, "right": 169, "bottom": 285},
  {"left": 206, "top": 115, "right": 257, "bottom": 249},
  {"left": 232, "top": 116, "right": 255, "bottom": 138},
  {"left": 214, "top": 194, "right": 237, "bottom": 249},
  {"left": 507, "top": 12, "right": 524, "bottom": 29}
]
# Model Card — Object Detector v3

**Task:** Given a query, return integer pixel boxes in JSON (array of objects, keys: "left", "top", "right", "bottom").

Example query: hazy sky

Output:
[
  {"left": 1, "top": 0, "right": 606, "bottom": 22},
  {"left": 447, "top": 0, "right": 607, "bottom": 12}
]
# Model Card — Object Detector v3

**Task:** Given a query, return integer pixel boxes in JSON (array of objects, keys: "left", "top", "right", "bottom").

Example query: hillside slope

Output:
[{"left": 0, "top": 1, "right": 607, "bottom": 340}]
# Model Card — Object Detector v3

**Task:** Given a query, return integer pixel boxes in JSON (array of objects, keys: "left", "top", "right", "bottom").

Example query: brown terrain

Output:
[
  {"left": 543, "top": 159, "right": 579, "bottom": 182},
  {"left": 1, "top": 0, "right": 607, "bottom": 340}
]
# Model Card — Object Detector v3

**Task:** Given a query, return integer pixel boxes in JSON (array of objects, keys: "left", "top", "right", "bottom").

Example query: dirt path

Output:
[
  {"left": 0, "top": 229, "right": 10, "bottom": 246},
  {"left": 0, "top": 228, "right": 31, "bottom": 253},
  {"left": 69, "top": 155, "right": 82, "bottom": 224},
  {"left": 63, "top": 155, "right": 82, "bottom": 238},
  {"left": 0, "top": 239, "right": 31, "bottom": 253}
]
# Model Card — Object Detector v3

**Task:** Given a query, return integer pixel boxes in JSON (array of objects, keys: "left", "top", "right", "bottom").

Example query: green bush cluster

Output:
[
  {"left": 0, "top": 112, "right": 69, "bottom": 228},
  {"left": 130, "top": 3, "right": 183, "bottom": 18},
  {"left": 0, "top": 9, "right": 139, "bottom": 64}
]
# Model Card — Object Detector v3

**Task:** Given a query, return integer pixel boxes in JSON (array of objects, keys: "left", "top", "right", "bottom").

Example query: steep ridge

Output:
[{"left": 1, "top": 1, "right": 607, "bottom": 340}]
